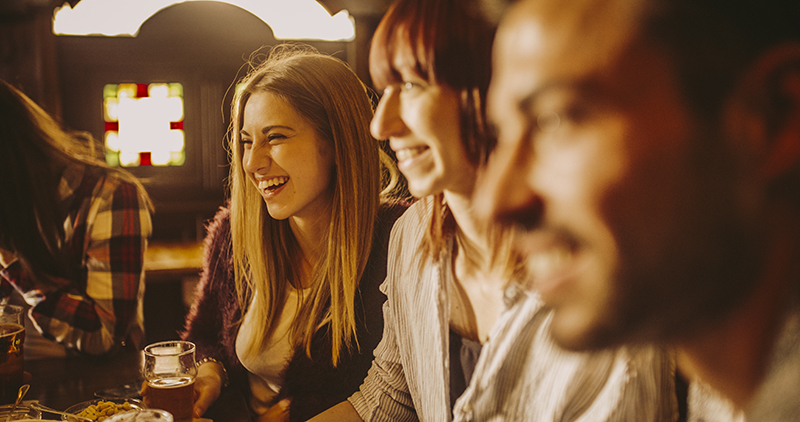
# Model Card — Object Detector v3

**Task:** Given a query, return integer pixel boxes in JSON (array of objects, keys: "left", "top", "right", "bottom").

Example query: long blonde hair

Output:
[{"left": 228, "top": 45, "right": 395, "bottom": 365}]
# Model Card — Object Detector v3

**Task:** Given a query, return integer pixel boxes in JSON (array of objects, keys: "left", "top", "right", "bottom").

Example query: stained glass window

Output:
[{"left": 103, "top": 82, "right": 185, "bottom": 167}]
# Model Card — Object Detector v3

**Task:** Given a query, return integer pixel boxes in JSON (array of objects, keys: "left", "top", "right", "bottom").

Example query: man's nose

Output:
[{"left": 474, "top": 135, "right": 543, "bottom": 230}]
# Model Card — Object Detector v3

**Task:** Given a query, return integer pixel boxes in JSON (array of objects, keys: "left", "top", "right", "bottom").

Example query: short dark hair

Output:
[{"left": 643, "top": 0, "right": 800, "bottom": 122}]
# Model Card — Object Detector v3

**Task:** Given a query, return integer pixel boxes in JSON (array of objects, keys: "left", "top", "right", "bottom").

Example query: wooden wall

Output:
[
  {"left": 0, "top": 2, "right": 62, "bottom": 118},
  {"left": 1, "top": 1, "right": 394, "bottom": 242},
  {"left": 56, "top": 2, "right": 348, "bottom": 240}
]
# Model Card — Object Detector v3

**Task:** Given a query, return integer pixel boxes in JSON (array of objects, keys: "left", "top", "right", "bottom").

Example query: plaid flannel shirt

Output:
[{"left": 0, "top": 164, "right": 152, "bottom": 355}]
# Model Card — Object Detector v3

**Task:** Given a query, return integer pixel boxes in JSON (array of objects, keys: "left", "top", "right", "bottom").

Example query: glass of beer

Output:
[
  {"left": 0, "top": 305, "right": 24, "bottom": 405},
  {"left": 142, "top": 341, "right": 196, "bottom": 422}
]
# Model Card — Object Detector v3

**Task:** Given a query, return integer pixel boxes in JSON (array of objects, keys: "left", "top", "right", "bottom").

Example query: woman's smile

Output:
[
  {"left": 257, "top": 176, "right": 290, "bottom": 198},
  {"left": 242, "top": 91, "right": 335, "bottom": 222}
]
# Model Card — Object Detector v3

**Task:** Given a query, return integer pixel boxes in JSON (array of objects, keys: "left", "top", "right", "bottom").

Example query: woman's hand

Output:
[
  {"left": 192, "top": 362, "right": 225, "bottom": 418},
  {"left": 140, "top": 362, "right": 225, "bottom": 419},
  {"left": 258, "top": 399, "right": 290, "bottom": 422}
]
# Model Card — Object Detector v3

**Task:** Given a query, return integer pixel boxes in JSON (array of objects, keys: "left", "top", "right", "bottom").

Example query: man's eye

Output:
[
  {"left": 536, "top": 111, "right": 561, "bottom": 133},
  {"left": 402, "top": 82, "right": 421, "bottom": 91},
  {"left": 534, "top": 102, "right": 593, "bottom": 135}
]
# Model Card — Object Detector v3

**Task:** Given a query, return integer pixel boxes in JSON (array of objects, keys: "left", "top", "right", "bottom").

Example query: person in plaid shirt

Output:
[{"left": 0, "top": 79, "right": 153, "bottom": 357}]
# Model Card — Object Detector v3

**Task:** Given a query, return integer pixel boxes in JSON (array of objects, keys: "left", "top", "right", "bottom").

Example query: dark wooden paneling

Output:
[{"left": 56, "top": 2, "right": 349, "bottom": 240}]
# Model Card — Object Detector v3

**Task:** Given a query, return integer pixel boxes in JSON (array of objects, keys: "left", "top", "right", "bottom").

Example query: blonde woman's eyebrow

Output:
[
  {"left": 239, "top": 125, "right": 294, "bottom": 139},
  {"left": 261, "top": 125, "right": 293, "bottom": 134}
]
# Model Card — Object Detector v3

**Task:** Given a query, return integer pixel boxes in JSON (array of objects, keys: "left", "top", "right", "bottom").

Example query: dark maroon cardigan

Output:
[{"left": 181, "top": 201, "right": 407, "bottom": 421}]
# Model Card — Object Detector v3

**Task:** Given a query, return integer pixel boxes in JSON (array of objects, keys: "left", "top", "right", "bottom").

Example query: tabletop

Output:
[
  {"left": 144, "top": 240, "right": 204, "bottom": 283},
  {"left": 25, "top": 350, "right": 251, "bottom": 421}
]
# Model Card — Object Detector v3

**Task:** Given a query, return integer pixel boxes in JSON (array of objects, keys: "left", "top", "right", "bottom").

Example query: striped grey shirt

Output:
[
  {"left": 350, "top": 200, "right": 678, "bottom": 421},
  {"left": 349, "top": 200, "right": 452, "bottom": 421},
  {"left": 453, "top": 285, "right": 679, "bottom": 421}
]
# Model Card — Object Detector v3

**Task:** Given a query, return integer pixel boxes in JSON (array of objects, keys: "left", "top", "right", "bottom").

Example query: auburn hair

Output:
[{"left": 370, "top": 0, "right": 496, "bottom": 259}]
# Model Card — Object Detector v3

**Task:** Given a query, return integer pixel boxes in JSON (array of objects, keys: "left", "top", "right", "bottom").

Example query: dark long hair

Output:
[{"left": 0, "top": 79, "right": 152, "bottom": 285}]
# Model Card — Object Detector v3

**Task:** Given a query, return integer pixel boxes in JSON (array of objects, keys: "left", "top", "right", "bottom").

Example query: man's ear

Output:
[{"left": 725, "top": 44, "right": 800, "bottom": 183}]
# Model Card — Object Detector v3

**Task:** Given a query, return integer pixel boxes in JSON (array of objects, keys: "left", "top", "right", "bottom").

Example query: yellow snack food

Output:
[{"left": 76, "top": 400, "right": 135, "bottom": 422}]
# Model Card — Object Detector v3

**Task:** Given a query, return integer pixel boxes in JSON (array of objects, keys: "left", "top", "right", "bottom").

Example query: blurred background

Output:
[{"left": 0, "top": 0, "right": 392, "bottom": 342}]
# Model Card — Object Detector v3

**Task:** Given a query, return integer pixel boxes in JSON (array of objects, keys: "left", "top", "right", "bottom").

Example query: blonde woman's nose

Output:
[{"left": 243, "top": 144, "right": 272, "bottom": 174}]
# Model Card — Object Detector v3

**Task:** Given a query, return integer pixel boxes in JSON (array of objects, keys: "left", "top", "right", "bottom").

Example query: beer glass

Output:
[
  {"left": 142, "top": 341, "right": 196, "bottom": 422},
  {"left": 0, "top": 305, "right": 24, "bottom": 404}
]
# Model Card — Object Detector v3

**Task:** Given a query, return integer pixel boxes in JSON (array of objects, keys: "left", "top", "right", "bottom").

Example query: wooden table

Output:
[
  {"left": 25, "top": 350, "right": 251, "bottom": 421},
  {"left": 144, "top": 240, "right": 204, "bottom": 283}
]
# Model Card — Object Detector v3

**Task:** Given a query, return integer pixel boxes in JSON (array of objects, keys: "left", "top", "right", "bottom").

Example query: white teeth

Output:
[
  {"left": 261, "top": 176, "right": 288, "bottom": 189},
  {"left": 526, "top": 248, "right": 571, "bottom": 279},
  {"left": 395, "top": 146, "right": 427, "bottom": 162}
]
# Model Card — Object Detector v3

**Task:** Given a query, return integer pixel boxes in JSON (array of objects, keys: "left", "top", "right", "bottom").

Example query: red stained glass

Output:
[
  {"left": 136, "top": 84, "right": 149, "bottom": 98},
  {"left": 105, "top": 121, "right": 119, "bottom": 131},
  {"left": 170, "top": 121, "right": 184, "bottom": 130},
  {"left": 139, "top": 152, "right": 152, "bottom": 166}
]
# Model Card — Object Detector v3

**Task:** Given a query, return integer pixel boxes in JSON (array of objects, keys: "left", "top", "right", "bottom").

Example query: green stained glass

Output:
[
  {"left": 103, "top": 84, "right": 119, "bottom": 99},
  {"left": 105, "top": 151, "right": 120, "bottom": 167}
]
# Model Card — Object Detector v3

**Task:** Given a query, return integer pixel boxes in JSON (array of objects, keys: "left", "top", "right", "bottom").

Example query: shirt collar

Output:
[{"left": 57, "top": 164, "right": 86, "bottom": 207}]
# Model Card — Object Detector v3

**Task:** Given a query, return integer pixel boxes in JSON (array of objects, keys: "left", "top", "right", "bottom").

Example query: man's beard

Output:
[{"left": 602, "top": 131, "right": 765, "bottom": 347}]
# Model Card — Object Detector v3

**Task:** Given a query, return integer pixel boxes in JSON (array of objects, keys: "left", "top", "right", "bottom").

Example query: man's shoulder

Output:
[{"left": 745, "top": 300, "right": 800, "bottom": 421}]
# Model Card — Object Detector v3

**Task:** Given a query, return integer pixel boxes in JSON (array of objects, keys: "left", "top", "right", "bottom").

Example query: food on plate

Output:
[{"left": 76, "top": 400, "right": 135, "bottom": 421}]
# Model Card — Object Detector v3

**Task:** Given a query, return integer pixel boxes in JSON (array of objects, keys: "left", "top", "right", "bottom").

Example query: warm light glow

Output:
[
  {"left": 53, "top": 0, "right": 355, "bottom": 41},
  {"left": 167, "top": 130, "right": 185, "bottom": 152},
  {"left": 104, "top": 97, "right": 119, "bottom": 121},
  {"left": 148, "top": 83, "right": 169, "bottom": 98},
  {"left": 119, "top": 151, "right": 140, "bottom": 167},
  {"left": 118, "top": 84, "right": 137, "bottom": 99},
  {"left": 151, "top": 150, "right": 172, "bottom": 166},
  {"left": 105, "top": 131, "right": 120, "bottom": 152},
  {"left": 104, "top": 83, "right": 185, "bottom": 167}
]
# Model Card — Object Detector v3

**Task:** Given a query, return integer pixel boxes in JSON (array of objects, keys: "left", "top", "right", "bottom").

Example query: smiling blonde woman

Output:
[{"left": 180, "top": 45, "right": 405, "bottom": 422}]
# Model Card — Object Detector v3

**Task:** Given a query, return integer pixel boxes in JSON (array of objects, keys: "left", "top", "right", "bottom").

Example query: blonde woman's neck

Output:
[{"left": 288, "top": 211, "right": 331, "bottom": 289}]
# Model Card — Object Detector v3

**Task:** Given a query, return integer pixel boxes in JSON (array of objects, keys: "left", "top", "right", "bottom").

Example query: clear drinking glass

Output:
[
  {"left": 141, "top": 341, "right": 196, "bottom": 422},
  {"left": 0, "top": 305, "right": 24, "bottom": 405}
]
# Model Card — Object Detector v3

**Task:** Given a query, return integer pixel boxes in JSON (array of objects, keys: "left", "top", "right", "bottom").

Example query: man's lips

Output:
[{"left": 514, "top": 229, "right": 582, "bottom": 297}]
